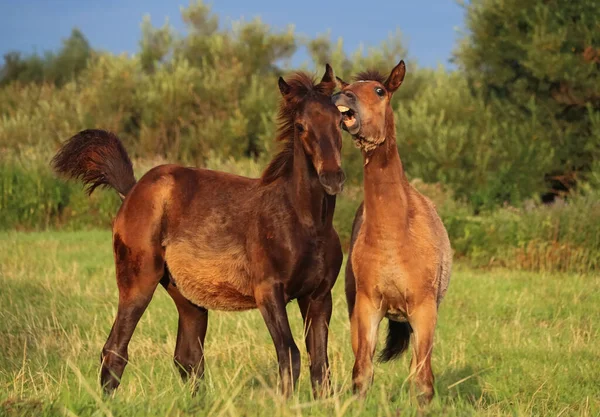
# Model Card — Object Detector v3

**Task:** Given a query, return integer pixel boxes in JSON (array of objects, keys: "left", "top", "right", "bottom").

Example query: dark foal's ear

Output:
[
  {"left": 278, "top": 77, "right": 291, "bottom": 97},
  {"left": 317, "top": 63, "right": 336, "bottom": 95},
  {"left": 384, "top": 60, "right": 406, "bottom": 93},
  {"left": 336, "top": 76, "right": 349, "bottom": 89}
]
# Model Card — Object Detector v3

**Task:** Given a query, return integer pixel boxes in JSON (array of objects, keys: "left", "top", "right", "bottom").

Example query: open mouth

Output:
[{"left": 337, "top": 105, "right": 357, "bottom": 129}]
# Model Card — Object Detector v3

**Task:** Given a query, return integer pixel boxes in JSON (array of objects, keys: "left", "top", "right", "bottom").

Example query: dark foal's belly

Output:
[{"left": 164, "top": 241, "right": 257, "bottom": 311}]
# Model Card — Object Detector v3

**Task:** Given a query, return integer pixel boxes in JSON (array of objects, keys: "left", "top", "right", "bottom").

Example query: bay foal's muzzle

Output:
[
  {"left": 319, "top": 169, "right": 346, "bottom": 195},
  {"left": 332, "top": 92, "right": 361, "bottom": 136}
]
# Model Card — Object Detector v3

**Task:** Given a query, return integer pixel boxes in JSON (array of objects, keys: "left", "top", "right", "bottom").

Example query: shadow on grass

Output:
[{"left": 437, "top": 365, "right": 491, "bottom": 406}]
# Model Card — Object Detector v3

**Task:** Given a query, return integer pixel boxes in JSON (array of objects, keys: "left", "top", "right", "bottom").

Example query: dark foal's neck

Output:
[
  {"left": 286, "top": 137, "right": 333, "bottom": 229},
  {"left": 362, "top": 110, "right": 411, "bottom": 237}
]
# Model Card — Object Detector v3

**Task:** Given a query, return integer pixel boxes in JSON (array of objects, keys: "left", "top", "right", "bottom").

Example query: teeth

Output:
[{"left": 337, "top": 105, "right": 350, "bottom": 112}]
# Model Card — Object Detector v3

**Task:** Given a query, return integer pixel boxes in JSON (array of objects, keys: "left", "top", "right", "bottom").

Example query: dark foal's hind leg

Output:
[
  {"left": 298, "top": 290, "right": 333, "bottom": 398},
  {"left": 101, "top": 238, "right": 163, "bottom": 394},
  {"left": 255, "top": 283, "right": 300, "bottom": 397},
  {"left": 163, "top": 280, "right": 208, "bottom": 387}
]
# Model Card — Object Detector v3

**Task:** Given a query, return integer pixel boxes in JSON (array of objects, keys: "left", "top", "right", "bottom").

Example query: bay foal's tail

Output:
[
  {"left": 51, "top": 129, "right": 136, "bottom": 199},
  {"left": 379, "top": 320, "right": 412, "bottom": 362}
]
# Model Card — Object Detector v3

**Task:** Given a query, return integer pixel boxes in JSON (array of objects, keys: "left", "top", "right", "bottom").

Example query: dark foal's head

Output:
[
  {"left": 332, "top": 60, "right": 406, "bottom": 152},
  {"left": 266, "top": 65, "right": 345, "bottom": 195}
]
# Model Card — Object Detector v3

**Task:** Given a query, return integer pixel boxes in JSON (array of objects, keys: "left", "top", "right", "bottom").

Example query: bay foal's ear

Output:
[
  {"left": 317, "top": 63, "right": 336, "bottom": 95},
  {"left": 336, "top": 76, "right": 349, "bottom": 89},
  {"left": 384, "top": 60, "right": 406, "bottom": 93},
  {"left": 278, "top": 77, "right": 291, "bottom": 97}
]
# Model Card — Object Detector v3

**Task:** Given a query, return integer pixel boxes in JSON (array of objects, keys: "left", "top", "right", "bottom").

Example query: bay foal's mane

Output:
[{"left": 261, "top": 72, "right": 331, "bottom": 184}]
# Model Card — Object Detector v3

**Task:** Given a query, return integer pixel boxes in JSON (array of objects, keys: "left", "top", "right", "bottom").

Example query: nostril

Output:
[{"left": 344, "top": 91, "right": 356, "bottom": 101}]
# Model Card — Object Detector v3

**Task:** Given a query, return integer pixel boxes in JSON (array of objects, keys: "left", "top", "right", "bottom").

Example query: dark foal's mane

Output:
[
  {"left": 354, "top": 70, "right": 386, "bottom": 84},
  {"left": 261, "top": 72, "right": 329, "bottom": 184}
]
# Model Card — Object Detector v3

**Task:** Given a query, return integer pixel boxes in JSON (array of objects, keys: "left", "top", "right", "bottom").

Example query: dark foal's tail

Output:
[
  {"left": 379, "top": 320, "right": 413, "bottom": 362},
  {"left": 51, "top": 129, "right": 136, "bottom": 199}
]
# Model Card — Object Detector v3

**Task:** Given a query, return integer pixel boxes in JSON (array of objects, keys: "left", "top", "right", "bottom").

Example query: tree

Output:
[
  {"left": 49, "top": 28, "right": 92, "bottom": 86},
  {"left": 455, "top": 0, "right": 600, "bottom": 198},
  {"left": 0, "top": 29, "right": 92, "bottom": 86},
  {"left": 0, "top": 52, "right": 45, "bottom": 86},
  {"left": 139, "top": 16, "right": 174, "bottom": 73}
]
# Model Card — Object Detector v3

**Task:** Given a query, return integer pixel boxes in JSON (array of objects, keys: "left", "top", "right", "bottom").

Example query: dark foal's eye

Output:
[
  {"left": 295, "top": 123, "right": 305, "bottom": 133},
  {"left": 375, "top": 87, "right": 385, "bottom": 97}
]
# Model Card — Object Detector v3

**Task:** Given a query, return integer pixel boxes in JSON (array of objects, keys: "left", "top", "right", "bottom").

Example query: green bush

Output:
[
  {"left": 0, "top": 163, "right": 120, "bottom": 230},
  {"left": 395, "top": 68, "right": 555, "bottom": 210},
  {"left": 334, "top": 177, "right": 600, "bottom": 273},
  {"left": 446, "top": 192, "right": 600, "bottom": 273},
  {"left": 1, "top": 0, "right": 600, "bottom": 274},
  {"left": 2, "top": 155, "right": 599, "bottom": 273}
]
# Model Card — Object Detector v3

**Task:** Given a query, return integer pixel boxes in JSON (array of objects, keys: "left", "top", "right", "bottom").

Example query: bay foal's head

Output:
[
  {"left": 265, "top": 65, "right": 345, "bottom": 195},
  {"left": 332, "top": 60, "right": 406, "bottom": 152}
]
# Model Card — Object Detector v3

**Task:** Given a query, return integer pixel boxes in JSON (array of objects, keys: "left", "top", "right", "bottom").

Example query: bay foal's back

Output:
[
  {"left": 333, "top": 61, "right": 452, "bottom": 404},
  {"left": 52, "top": 66, "right": 345, "bottom": 398}
]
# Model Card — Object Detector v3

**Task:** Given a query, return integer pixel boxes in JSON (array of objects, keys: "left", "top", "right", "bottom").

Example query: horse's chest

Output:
[
  {"left": 352, "top": 234, "right": 412, "bottom": 301},
  {"left": 285, "top": 242, "right": 327, "bottom": 299}
]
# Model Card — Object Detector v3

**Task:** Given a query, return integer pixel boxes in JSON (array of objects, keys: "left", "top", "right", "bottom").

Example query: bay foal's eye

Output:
[
  {"left": 375, "top": 87, "right": 385, "bottom": 97},
  {"left": 295, "top": 123, "right": 305, "bottom": 133}
]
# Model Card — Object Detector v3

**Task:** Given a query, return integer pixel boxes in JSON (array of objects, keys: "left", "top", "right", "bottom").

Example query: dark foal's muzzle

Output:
[{"left": 318, "top": 169, "right": 346, "bottom": 195}]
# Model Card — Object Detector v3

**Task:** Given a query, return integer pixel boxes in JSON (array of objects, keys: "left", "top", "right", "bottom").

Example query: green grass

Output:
[{"left": 0, "top": 231, "right": 598, "bottom": 416}]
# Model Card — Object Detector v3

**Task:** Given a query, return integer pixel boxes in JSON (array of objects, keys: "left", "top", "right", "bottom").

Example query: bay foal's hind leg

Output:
[
  {"left": 408, "top": 300, "right": 438, "bottom": 405},
  {"left": 164, "top": 282, "right": 208, "bottom": 385},
  {"left": 351, "top": 292, "right": 384, "bottom": 396},
  {"left": 100, "top": 235, "right": 163, "bottom": 394},
  {"left": 255, "top": 283, "right": 300, "bottom": 397},
  {"left": 298, "top": 290, "right": 333, "bottom": 398}
]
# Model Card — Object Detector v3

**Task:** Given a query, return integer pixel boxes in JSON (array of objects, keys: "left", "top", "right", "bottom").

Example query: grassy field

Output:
[{"left": 0, "top": 231, "right": 598, "bottom": 417}]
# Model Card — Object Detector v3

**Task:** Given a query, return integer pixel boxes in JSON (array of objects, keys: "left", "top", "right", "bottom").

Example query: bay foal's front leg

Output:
[
  {"left": 255, "top": 283, "right": 300, "bottom": 397},
  {"left": 351, "top": 291, "right": 385, "bottom": 396},
  {"left": 298, "top": 291, "right": 333, "bottom": 398},
  {"left": 408, "top": 300, "right": 438, "bottom": 405}
]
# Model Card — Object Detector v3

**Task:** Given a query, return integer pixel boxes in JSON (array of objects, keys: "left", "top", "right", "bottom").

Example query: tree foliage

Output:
[
  {"left": 0, "top": 28, "right": 91, "bottom": 86},
  {"left": 455, "top": 0, "right": 600, "bottom": 196},
  {"left": 1, "top": 0, "right": 599, "bottom": 211}
]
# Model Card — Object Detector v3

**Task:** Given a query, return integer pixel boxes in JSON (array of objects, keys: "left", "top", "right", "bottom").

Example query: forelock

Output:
[{"left": 354, "top": 70, "right": 386, "bottom": 84}]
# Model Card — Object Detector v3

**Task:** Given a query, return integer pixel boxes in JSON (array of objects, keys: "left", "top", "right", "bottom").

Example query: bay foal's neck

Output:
[{"left": 362, "top": 115, "right": 410, "bottom": 237}]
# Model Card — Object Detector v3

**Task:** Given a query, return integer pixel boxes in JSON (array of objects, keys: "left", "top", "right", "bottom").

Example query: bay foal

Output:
[
  {"left": 52, "top": 66, "right": 345, "bottom": 398},
  {"left": 333, "top": 61, "right": 452, "bottom": 404}
]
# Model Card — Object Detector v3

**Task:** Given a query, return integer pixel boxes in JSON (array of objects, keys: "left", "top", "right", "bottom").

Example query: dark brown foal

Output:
[
  {"left": 333, "top": 61, "right": 452, "bottom": 405},
  {"left": 52, "top": 65, "right": 345, "bottom": 398}
]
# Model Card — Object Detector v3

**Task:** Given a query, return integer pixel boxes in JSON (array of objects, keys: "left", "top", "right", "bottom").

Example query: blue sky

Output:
[{"left": 0, "top": 0, "right": 465, "bottom": 68}]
